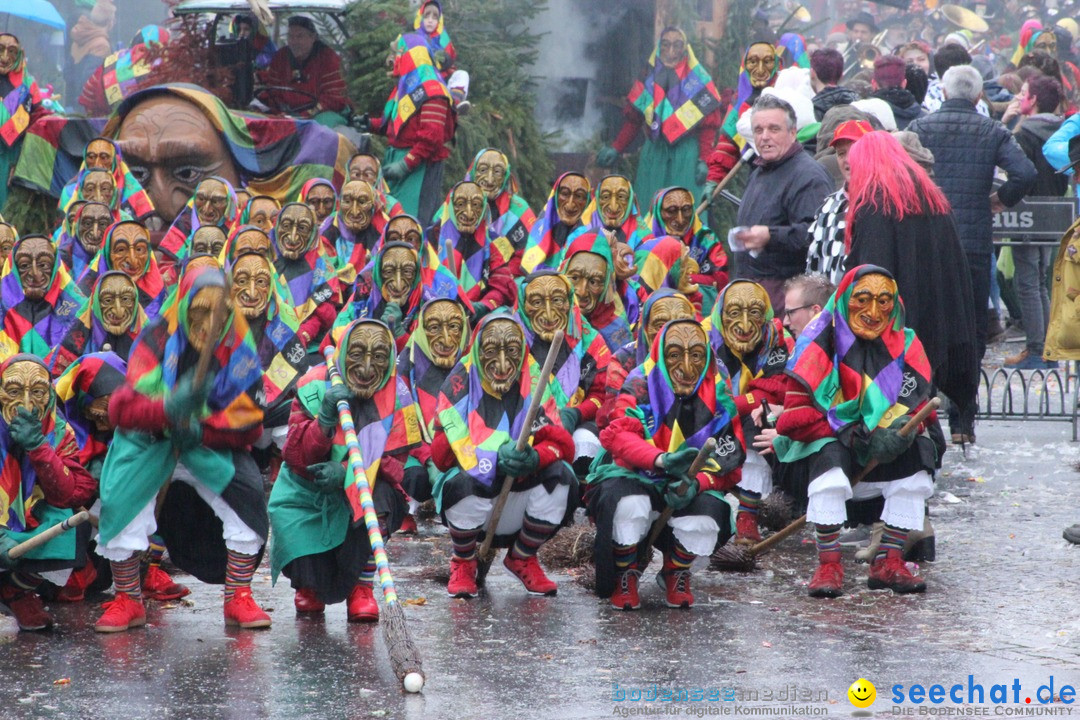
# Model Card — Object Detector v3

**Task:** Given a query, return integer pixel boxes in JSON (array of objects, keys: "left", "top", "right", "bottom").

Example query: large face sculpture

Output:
[
  {"left": 305, "top": 183, "right": 336, "bottom": 224},
  {"left": 194, "top": 178, "right": 229, "bottom": 226},
  {"left": 186, "top": 285, "right": 226, "bottom": 353},
  {"left": 479, "top": 318, "right": 524, "bottom": 396},
  {"left": 385, "top": 216, "right": 423, "bottom": 249},
  {"left": 660, "top": 189, "right": 694, "bottom": 237},
  {"left": 81, "top": 170, "right": 117, "bottom": 206},
  {"left": 1, "top": 360, "right": 50, "bottom": 424},
  {"left": 847, "top": 273, "right": 897, "bottom": 341},
  {"left": 564, "top": 251, "right": 607, "bottom": 316},
  {"left": 645, "top": 295, "right": 695, "bottom": 349},
  {"left": 233, "top": 227, "right": 272, "bottom": 259},
  {"left": 339, "top": 181, "right": 375, "bottom": 233},
  {"left": 524, "top": 275, "right": 570, "bottom": 342},
  {"left": 0, "top": 34, "right": 21, "bottom": 75},
  {"left": 276, "top": 203, "right": 316, "bottom": 260},
  {"left": 191, "top": 226, "right": 227, "bottom": 257},
  {"left": 744, "top": 42, "right": 777, "bottom": 89},
  {"left": 344, "top": 322, "right": 393, "bottom": 399},
  {"left": 231, "top": 253, "right": 273, "bottom": 320},
  {"left": 15, "top": 236, "right": 55, "bottom": 302},
  {"left": 380, "top": 246, "right": 419, "bottom": 304},
  {"left": 473, "top": 150, "right": 507, "bottom": 199},
  {"left": 247, "top": 197, "right": 279, "bottom": 234},
  {"left": 598, "top": 176, "right": 632, "bottom": 228},
  {"left": 721, "top": 282, "right": 769, "bottom": 356},
  {"left": 0, "top": 224, "right": 15, "bottom": 263},
  {"left": 99, "top": 273, "right": 139, "bottom": 335},
  {"left": 556, "top": 174, "right": 590, "bottom": 226},
  {"left": 85, "top": 139, "right": 117, "bottom": 170},
  {"left": 663, "top": 321, "right": 709, "bottom": 397},
  {"left": 348, "top": 154, "right": 380, "bottom": 185},
  {"left": 422, "top": 300, "right": 466, "bottom": 369},
  {"left": 77, "top": 203, "right": 113, "bottom": 255},
  {"left": 109, "top": 223, "right": 151, "bottom": 279},
  {"left": 452, "top": 182, "right": 485, "bottom": 234}
]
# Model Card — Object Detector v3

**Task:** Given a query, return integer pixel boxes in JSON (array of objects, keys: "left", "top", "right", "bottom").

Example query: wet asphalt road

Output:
[{"left": 3, "top": 419, "right": 1080, "bottom": 720}]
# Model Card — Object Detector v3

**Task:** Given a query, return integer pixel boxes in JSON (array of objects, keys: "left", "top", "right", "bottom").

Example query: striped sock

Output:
[
  {"left": 224, "top": 550, "right": 259, "bottom": 600},
  {"left": 613, "top": 543, "right": 639, "bottom": 571},
  {"left": 358, "top": 558, "right": 376, "bottom": 586},
  {"left": 448, "top": 524, "right": 480, "bottom": 561},
  {"left": 815, "top": 524, "right": 842, "bottom": 553},
  {"left": 11, "top": 571, "right": 42, "bottom": 591},
  {"left": 509, "top": 515, "right": 559, "bottom": 560},
  {"left": 737, "top": 489, "right": 762, "bottom": 516},
  {"left": 111, "top": 556, "right": 142, "bottom": 599},
  {"left": 667, "top": 541, "right": 695, "bottom": 571},
  {"left": 148, "top": 535, "right": 166, "bottom": 567},
  {"left": 876, "top": 524, "right": 908, "bottom": 561}
]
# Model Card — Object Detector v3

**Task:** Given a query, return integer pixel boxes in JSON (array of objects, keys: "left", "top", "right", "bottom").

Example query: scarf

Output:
[
  {"left": 0, "top": 236, "right": 86, "bottom": 356},
  {"left": 53, "top": 350, "right": 127, "bottom": 465}
]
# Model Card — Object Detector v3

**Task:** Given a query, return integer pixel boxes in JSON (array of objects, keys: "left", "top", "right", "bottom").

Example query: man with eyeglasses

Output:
[{"left": 782, "top": 274, "right": 834, "bottom": 338}]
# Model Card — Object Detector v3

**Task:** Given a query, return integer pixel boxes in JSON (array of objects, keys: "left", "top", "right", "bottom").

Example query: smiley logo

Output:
[{"left": 848, "top": 678, "right": 876, "bottom": 709}]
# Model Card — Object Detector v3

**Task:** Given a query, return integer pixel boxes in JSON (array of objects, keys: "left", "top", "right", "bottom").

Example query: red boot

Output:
[
  {"left": 94, "top": 592, "right": 146, "bottom": 633},
  {"left": 223, "top": 587, "right": 272, "bottom": 629},
  {"left": 447, "top": 557, "right": 478, "bottom": 598},
  {"left": 868, "top": 549, "right": 926, "bottom": 594},
  {"left": 57, "top": 562, "right": 98, "bottom": 603},
  {"left": 293, "top": 588, "right": 325, "bottom": 614},
  {"left": 0, "top": 584, "right": 53, "bottom": 631},
  {"left": 399, "top": 514, "right": 418, "bottom": 535},
  {"left": 610, "top": 570, "right": 641, "bottom": 611},
  {"left": 808, "top": 551, "right": 844, "bottom": 598},
  {"left": 347, "top": 582, "right": 379, "bottom": 623},
  {"left": 143, "top": 565, "right": 190, "bottom": 601},
  {"left": 734, "top": 511, "right": 762, "bottom": 545},
  {"left": 503, "top": 554, "right": 558, "bottom": 596}
]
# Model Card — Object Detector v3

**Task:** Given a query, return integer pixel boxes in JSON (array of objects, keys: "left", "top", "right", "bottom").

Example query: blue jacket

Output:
[{"left": 1043, "top": 113, "right": 1080, "bottom": 175}]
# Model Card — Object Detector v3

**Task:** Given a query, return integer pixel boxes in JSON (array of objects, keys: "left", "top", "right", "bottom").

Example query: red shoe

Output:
[
  {"left": 223, "top": 587, "right": 272, "bottom": 629},
  {"left": 503, "top": 554, "right": 558, "bottom": 596},
  {"left": 447, "top": 557, "right": 478, "bottom": 598},
  {"left": 399, "top": 514, "right": 418, "bottom": 535},
  {"left": 0, "top": 585, "right": 53, "bottom": 631},
  {"left": 610, "top": 570, "right": 641, "bottom": 611},
  {"left": 57, "top": 562, "right": 98, "bottom": 603},
  {"left": 293, "top": 588, "right": 325, "bottom": 614},
  {"left": 143, "top": 565, "right": 191, "bottom": 601},
  {"left": 657, "top": 563, "right": 694, "bottom": 609},
  {"left": 868, "top": 549, "right": 927, "bottom": 594},
  {"left": 346, "top": 582, "right": 379, "bottom": 623},
  {"left": 94, "top": 592, "right": 146, "bottom": 633},
  {"left": 734, "top": 511, "right": 762, "bottom": 545},
  {"left": 808, "top": 551, "right": 844, "bottom": 598}
]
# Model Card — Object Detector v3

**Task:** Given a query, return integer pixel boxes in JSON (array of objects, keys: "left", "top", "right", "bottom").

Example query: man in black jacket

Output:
[
  {"left": 908, "top": 65, "right": 1037, "bottom": 446},
  {"left": 732, "top": 95, "right": 833, "bottom": 313},
  {"left": 871, "top": 55, "right": 925, "bottom": 130}
]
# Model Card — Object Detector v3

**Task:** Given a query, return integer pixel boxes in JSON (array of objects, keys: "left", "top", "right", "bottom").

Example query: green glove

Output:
[
  {"left": 434, "top": 50, "right": 449, "bottom": 67},
  {"left": 382, "top": 158, "right": 410, "bottom": 183},
  {"left": 659, "top": 447, "right": 699, "bottom": 478},
  {"left": 317, "top": 383, "right": 353, "bottom": 432},
  {"left": 9, "top": 408, "right": 45, "bottom": 452},
  {"left": 306, "top": 461, "right": 346, "bottom": 494},
  {"left": 381, "top": 301, "right": 404, "bottom": 332},
  {"left": 165, "top": 373, "right": 209, "bottom": 431},
  {"left": 425, "top": 459, "right": 443, "bottom": 486},
  {"left": 867, "top": 425, "right": 915, "bottom": 464},
  {"left": 595, "top": 146, "right": 618, "bottom": 168},
  {"left": 695, "top": 160, "right": 709, "bottom": 185},
  {"left": 170, "top": 418, "right": 203, "bottom": 450},
  {"left": 0, "top": 528, "right": 16, "bottom": 570},
  {"left": 559, "top": 407, "right": 580, "bottom": 433},
  {"left": 664, "top": 475, "right": 699, "bottom": 511},
  {"left": 497, "top": 441, "right": 539, "bottom": 478}
]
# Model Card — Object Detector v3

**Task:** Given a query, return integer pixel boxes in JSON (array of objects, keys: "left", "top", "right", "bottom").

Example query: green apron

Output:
[
  {"left": 634, "top": 136, "right": 702, "bottom": 213},
  {"left": 384, "top": 145, "right": 426, "bottom": 219}
]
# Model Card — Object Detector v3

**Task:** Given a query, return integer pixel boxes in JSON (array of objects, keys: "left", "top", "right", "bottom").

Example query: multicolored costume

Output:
[
  {"left": 520, "top": 173, "right": 591, "bottom": 274},
  {"left": 643, "top": 186, "right": 729, "bottom": 300},
  {"left": 0, "top": 34, "right": 52, "bottom": 209},
  {"left": 558, "top": 232, "right": 632, "bottom": 352},
  {"left": 78, "top": 221, "right": 167, "bottom": 318},
  {"left": 0, "top": 235, "right": 86, "bottom": 356},
  {"left": 434, "top": 185, "right": 516, "bottom": 315},
  {"left": 57, "top": 137, "right": 154, "bottom": 221},
  {"left": 158, "top": 177, "right": 241, "bottom": 283}
]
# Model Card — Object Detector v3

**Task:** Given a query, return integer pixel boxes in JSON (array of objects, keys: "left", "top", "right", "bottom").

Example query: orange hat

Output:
[{"left": 830, "top": 120, "right": 873, "bottom": 147}]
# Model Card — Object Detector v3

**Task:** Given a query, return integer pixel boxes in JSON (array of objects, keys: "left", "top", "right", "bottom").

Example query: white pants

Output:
[
  {"left": 573, "top": 427, "right": 601, "bottom": 461},
  {"left": 448, "top": 69, "right": 469, "bottom": 102},
  {"left": 444, "top": 483, "right": 569, "bottom": 535},
  {"left": 611, "top": 495, "right": 721, "bottom": 558},
  {"left": 253, "top": 424, "right": 289, "bottom": 451},
  {"left": 96, "top": 465, "right": 263, "bottom": 561},
  {"left": 736, "top": 448, "right": 773, "bottom": 496},
  {"left": 806, "top": 467, "right": 933, "bottom": 531}
]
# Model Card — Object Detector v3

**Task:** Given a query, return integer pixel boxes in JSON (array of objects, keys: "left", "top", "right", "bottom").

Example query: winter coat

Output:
[
  {"left": 872, "top": 87, "right": 925, "bottom": 130},
  {"left": 1014, "top": 113, "right": 1068, "bottom": 197},
  {"left": 812, "top": 85, "right": 861, "bottom": 122}
]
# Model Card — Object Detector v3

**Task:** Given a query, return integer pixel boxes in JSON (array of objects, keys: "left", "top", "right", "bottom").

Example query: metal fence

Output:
[{"left": 975, "top": 362, "right": 1080, "bottom": 440}]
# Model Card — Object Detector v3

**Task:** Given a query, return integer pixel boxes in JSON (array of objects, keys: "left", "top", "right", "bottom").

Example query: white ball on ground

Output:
[{"left": 403, "top": 672, "right": 424, "bottom": 693}]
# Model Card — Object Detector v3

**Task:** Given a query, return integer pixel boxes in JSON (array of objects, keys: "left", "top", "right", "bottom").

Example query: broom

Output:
[
  {"left": 323, "top": 346, "right": 425, "bottom": 694},
  {"left": 711, "top": 398, "right": 941, "bottom": 571},
  {"left": 638, "top": 438, "right": 717, "bottom": 565},
  {"left": 476, "top": 330, "right": 565, "bottom": 587},
  {"left": 8, "top": 511, "right": 91, "bottom": 560}
]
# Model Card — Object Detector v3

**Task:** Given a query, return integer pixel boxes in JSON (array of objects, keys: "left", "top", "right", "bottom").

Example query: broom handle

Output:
[
  {"left": 695, "top": 158, "right": 744, "bottom": 215},
  {"left": 746, "top": 398, "right": 940, "bottom": 558},
  {"left": 643, "top": 438, "right": 717, "bottom": 555},
  {"left": 8, "top": 511, "right": 90, "bottom": 560},
  {"left": 477, "top": 329, "right": 565, "bottom": 559}
]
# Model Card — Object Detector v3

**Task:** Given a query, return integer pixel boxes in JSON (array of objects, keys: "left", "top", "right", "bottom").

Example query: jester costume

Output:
[
  {"left": 0, "top": 34, "right": 52, "bottom": 210},
  {"left": 435, "top": 184, "right": 517, "bottom": 315},
  {"left": 158, "top": 177, "right": 241, "bottom": 283},
  {"left": 633, "top": 234, "right": 705, "bottom": 313},
  {"left": 320, "top": 184, "right": 389, "bottom": 278},
  {"left": 644, "top": 186, "right": 729, "bottom": 302},
  {"left": 57, "top": 201, "right": 119, "bottom": 280},
  {"left": 520, "top": 173, "right": 591, "bottom": 274},
  {"left": 586, "top": 175, "right": 647, "bottom": 248},
  {"left": 558, "top": 232, "right": 632, "bottom": 352},
  {"left": 58, "top": 137, "right": 154, "bottom": 221},
  {"left": 297, "top": 178, "right": 338, "bottom": 226},
  {"left": 442, "top": 148, "right": 536, "bottom": 256},
  {"left": 78, "top": 221, "right": 167, "bottom": 319},
  {"left": 271, "top": 202, "right": 342, "bottom": 351},
  {"left": 332, "top": 242, "right": 427, "bottom": 353},
  {"left": 0, "top": 235, "right": 86, "bottom": 357},
  {"left": 77, "top": 26, "right": 171, "bottom": 116}
]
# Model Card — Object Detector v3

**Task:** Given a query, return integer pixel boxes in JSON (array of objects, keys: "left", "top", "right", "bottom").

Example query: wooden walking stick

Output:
[
  {"left": 8, "top": 511, "right": 91, "bottom": 560},
  {"left": 695, "top": 158, "right": 746, "bottom": 216},
  {"left": 323, "top": 345, "right": 425, "bottom": 693},
  {"left": 640, "top": 438, "right": 717, "bottom": 563},
  {"left": 475, "top": 330, "right": 565, "bottom": 586}
]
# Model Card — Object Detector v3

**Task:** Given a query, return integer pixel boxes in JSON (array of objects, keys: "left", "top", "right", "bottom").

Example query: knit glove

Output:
[
  {"left": 317, "top": 384, "right": 353, "bottom": 432},
  {"left": 659, "top": 447, "right": 699, "bottom": 479},
  {"left": 0, "top": 528, "right": 16, "bottom": 570},
  {"left": 9, "top": 408, "right": 45, "bottom": 452},
  {"left": 170, "top": 418, "right": 203, "bottom": 450},
  {"left": 497, "top": 441, "right": 539, "bottom": 478},
  {"left": 382, "top": 158, "right": 410, "bottom": 183},
  {"left": 434, "top": 50, "right": 449, "bottom": 68},
  {"left": 699, "top": 181, "right": 717, "bottom": 216},
  {"left": 380, "top": 301, "right": 404, "bottom": 333},
  {"left": 306, "top": 461, "right": 346, "bottom": 495},
  {"left": 595, "top": 146, "right": 618, "bottom": 168},
  {"left": 867, "top": 417, "right": 915, "bottom": 464},
  {"left": 165, "top": 373, "right": 209, "bottom": 432},
  {"left": 559, "top": 407, "right": 580, "bottom": 434},
  {"left": 664, "top": 474, "right": 699, "bottom": 511}
]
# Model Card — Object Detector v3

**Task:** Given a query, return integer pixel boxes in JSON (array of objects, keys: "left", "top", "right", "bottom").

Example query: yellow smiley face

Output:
[{"left": 848, "top": 678, "right": 876, "bottom": 709}]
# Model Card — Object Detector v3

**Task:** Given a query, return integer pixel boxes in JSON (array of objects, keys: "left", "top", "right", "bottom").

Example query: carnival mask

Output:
[
  {"left": 721, "top": 282, "right": 770, "bottom": 356},
  {"left": 385, "top": 216, "right": 423, "bottom": 249},
  {"left": 452, "top": 182, "right": 485, "bottom": 234},
  {"left": 422, "top": 300, "right": 466, "bottom": 369},
  {"left": 565, "top": 251, "right": 607, "bottom": 316},
  {"left": 194, "top": 178, "right": 229, "bottom": 226},
  {"left": 664, "top": 321, "right": 709, "bottom": 397},
  {"left": 598, "top": 176, "right": 632, "bottom": 228},
  {"left": 0, "top": 35, "right": 21, "bottom": 75},
  {"left": 305, "top": 183, "right": 336, "bottom": 224},
  {"left": 187, "top": 286, "right": 227, "bottom": 353},
  {"left": 85, "top": 139, "right": 116, "bottom": 170},
  {"left": 81, "top": 171, "right": 116, "bottom": 206},
  {"left": 15, "top": 236, "right": 55, "bottom": 302},
  {"left": 184, "top": 255, "right": 219, "bottom": 274},
  {"left": 78, "top": 203, "right": 112, "bottom": 254},
  {"left": 659, "top": 29, "right": 687, "bottom": 68},
  {"left": 247, "top": 197, "right": 279, "bottom": 234},
  {"left": 1, "top": 360, "right": 50, "bottom": 425},
  {"left": 276, "top": 204, "right": 316, "bottom": 259},
  {"left": 235, "top": 189, "right": 251, "bottom": 209},
  {"left": 234, "top": 228, "right": 272, "bottom": 259},
  {"left": 231, "top": 253, "right": 273, "bottom": 320},
  {"left": 677, "top": 247, "right": 700, "bottom": 296},
  {"left": 0, "top": 224, "right": 15, "bottom": 264},
  {"left": 344, "top": 322, "right": 393, "bottom": 399},
  {"left": 109, "top": 223, "right": 150, "bottom": 279},
  {"left": 348, "top": 155, "right": 380, "bottom": 185},
  {"left": 645, "top": 295, "right": 695, "bottom": 348},
  {"left": 340, "top": 181, "right": 374, "bottom": 233},
  {"left": 474, "top": 150, "right": 507, "bottom": 199},
  {"left": 191, "top": 226, "right": 227, "bottom": 257},
  {"left": 380, "top": 246, "right": 418, "bottom": 305},
  {"left": 848, "top": 273, "right": 897, "bottom": 341},
  {"left": 524, "top": 275, "right": 570, "bottom": 342},
  {"left": 556, "top": 175, "right": 590, "bottom": 226},
  {"left": 1034, "top": 32, "right": 1058, "bottom": 58},
  {"left": 99, "top": 273, "right": 139, "bottom": 335},
  {"left": 479, "top": 318, "right": 524, "bottom": 396},
  {"left": 85, "top": 395, "right": 114, "bottom": 434},
  {"left": 744, "top": 43, "right": 777, "bottom": 89},
  {"left": 660, "top": 189, "right": 695, "bottom": 237}
]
